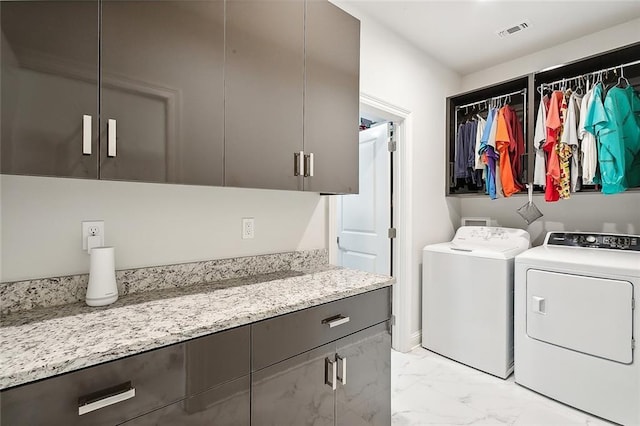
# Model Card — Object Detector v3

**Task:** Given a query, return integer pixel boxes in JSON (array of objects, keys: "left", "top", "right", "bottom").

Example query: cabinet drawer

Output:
[
  {"left": 121, "top": 376, "right": 250, "bottom": 426},
  {"left": 186, "top": 325, "right": 250, "bottom": 396},
  {"left": 1, "top": 343, "right": 185, "bottom": 426},
  {"left": 252, "top": 287, "right": 391, "bottom": 371}
]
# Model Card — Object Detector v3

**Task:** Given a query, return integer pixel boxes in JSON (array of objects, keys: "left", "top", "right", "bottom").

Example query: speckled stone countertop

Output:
[{"left": 0, "top": 267, "right": 393, "bottom": 390}]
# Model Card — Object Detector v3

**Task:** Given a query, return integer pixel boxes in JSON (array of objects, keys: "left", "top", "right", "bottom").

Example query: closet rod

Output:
[
  {"left": 539, "top": 58, "right": 640, "bottom": 89},
  {"left": 455, "top": 89, "right": 526, "bottom": 111}
]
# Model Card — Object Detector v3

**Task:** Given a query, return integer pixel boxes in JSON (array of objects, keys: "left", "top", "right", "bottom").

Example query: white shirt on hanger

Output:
[
  {"left": 578, "top": 87, "right": 597, "bottom": 185},
  {"left": 561, "top": 92, "right": 581, "bottom": 192},
  {"left": 533, "top": 96, "right": 548, "bottom": 187}
]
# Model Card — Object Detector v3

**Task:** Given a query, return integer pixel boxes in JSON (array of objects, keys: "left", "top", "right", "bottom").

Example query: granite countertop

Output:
[{"left": 0, "top": 266, "right": 393, "bottom": 390}]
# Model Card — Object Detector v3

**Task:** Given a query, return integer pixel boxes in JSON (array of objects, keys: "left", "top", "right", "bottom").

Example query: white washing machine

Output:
[
  {"left": 422, "top": 226, "right": 531, "bottom": 379},
  {"left": 515, "top": 232, "right": 640, "bottom": 425}
]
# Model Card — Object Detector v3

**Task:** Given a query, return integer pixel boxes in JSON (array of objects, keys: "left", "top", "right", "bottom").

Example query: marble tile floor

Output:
[{"left": 391, "top": 347, "right": 615, "bottom": 425}]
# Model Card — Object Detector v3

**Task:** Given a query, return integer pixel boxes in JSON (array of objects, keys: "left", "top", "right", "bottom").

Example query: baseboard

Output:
[{"left": 410, "top": 330, "right": 422, "bottom": 350}]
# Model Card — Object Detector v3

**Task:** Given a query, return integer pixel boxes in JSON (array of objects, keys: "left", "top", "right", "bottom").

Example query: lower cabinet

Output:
[
  {"left": 0, "top": 325, "right": 250, "bottom": 426},
  {"left": 0, "top": 288, "right": 391, "bottom": 426},
  {"left": 251, "top": 287, "right": 392, "bottom": 426},
  {"left": 252, "top": 322, "right": 390, "bottom": 426},
  {"left": 120, "top": 376, "right": 250, "bottom": 426}
]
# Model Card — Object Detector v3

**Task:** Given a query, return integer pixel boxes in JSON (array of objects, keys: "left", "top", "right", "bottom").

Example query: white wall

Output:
[
  {"left": 459, "top": 17, "right": 640, "bottom": 240},
  {"left": 0, "top": 175, "right": 326, "bottom": 282},
  {"left": 334, "top": 1, "right": 463, "bottom": 347},
  {"left": 462, "top": 17, "right": 640, "bottom": 91},
  {"left": 461, "top": 193, "right": 640, "bottom": 247}
]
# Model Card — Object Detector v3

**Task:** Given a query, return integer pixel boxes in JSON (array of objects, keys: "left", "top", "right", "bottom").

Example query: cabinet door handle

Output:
[
  {"left": 78, "top": 381, "right": 135, "bottom": 416},
  {"left": 108, "top": 119, "right": 117, "bottom": 157},
  {"left": 336, "top": 354, "right": 347, "bottom": 385},
  {"left": 322, "top": 315, "right": 350, "bottom": 328},
  {"left": 325, "top": 357, "right": 337, "bottom": 390},
  {"left": 82, "top": 115, "right": 92, "bottom": 155},
  {"left": 304, "top": 153, "right": 314, "bottom": 177},
  {"left": 294, "top": 151, "right": 304, "bottom": 176}
]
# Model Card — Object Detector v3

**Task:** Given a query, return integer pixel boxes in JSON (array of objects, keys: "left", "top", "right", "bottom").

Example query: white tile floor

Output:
[{"left": 391, "top": 347, "right": 615, "bottom": 425}]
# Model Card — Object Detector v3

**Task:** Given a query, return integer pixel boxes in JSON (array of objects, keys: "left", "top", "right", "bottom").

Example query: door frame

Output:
[{"left": 329, "top": 92, "right": 413, "bottom": 352}]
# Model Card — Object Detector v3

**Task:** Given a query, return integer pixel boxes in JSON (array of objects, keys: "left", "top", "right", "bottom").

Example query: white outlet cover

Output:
[
  {"left": 82, "top": 220, "right": 105, "bottom": 250},
  {"left": 242, "top": 218, "right": 255, "bottom": 239}
]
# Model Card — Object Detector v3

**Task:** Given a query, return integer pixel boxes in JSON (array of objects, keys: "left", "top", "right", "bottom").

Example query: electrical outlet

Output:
[
  {"left": 82, "top": 220, "right": 105, "bottom": 250},
  {"left": 242, "top": 218, "right": 255, "bottom": 239}
]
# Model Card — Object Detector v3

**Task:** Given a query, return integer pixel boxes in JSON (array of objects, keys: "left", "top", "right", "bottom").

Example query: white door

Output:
[{"left": 336, "top": 122, "right": 391, "bottom": 274}]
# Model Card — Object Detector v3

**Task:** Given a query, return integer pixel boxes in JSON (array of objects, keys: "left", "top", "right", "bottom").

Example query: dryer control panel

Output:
[{"left": 545, "top": 232, "right": 640, "bottom": 251}]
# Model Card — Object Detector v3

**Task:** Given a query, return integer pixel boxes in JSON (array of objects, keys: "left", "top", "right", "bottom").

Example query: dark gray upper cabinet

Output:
[
  {"left": 0, "top": 1, "right": 99, "bottom": 179},
  {"left": 0, "top": 0, "right": 360, "bottom": 193},
  {"left": 224, "top": 0, "right": 305, "bottom": 191},
  {"left": 304, "top": 0, "right": 360, "bottom": 194},
  {"left": 100, "top": 0, "right": 224, "bottom": 185}
]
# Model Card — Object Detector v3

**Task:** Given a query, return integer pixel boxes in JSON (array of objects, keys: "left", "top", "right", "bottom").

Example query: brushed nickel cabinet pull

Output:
[
  {"left": 107, "top": 119, "right": 117, "bottom": 157},
  {"left": 82, "top": 115, "right": 92, "bottom": 155},
  {"left": 322, "top": 315, "right": 350, "bottom": 328},
  {"left": 78, "top": 381, "right": 135, "bottom": 416},
  {"left": 337, "top": 354, "right": 347, "bottom": 385},
  {"left": 325, "top": 357, "right": 337, "bottom": 390}
]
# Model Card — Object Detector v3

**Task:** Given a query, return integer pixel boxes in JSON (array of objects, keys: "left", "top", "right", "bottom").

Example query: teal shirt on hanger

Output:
[{"left": 584, "top": 83, "right": 640, "bottom": 194}]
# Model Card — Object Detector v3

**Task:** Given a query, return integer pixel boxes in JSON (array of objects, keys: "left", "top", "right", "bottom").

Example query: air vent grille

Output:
[{"left": 496, "top": 21, "right": 530, "bottom": 38}]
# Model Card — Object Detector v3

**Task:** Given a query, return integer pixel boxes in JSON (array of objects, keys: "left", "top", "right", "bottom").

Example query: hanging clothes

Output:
[
  {"left": 578, "top": 86, "right": 598, "bottom": 185},
  {"left": 560, "top": 91, "right": 582, "bottom": 193},
  {"left": 474, "top": 115, "right": 487, "bottom": 171},
  {"left": 555, "top": 92, "right": 572, "bottom": 199},
  {"left": 474, "top": 115, "right": 487, "bottom": 188},
  {"left": 544, "top": 91, "right": 564, "bottom": 202},
  {"left": 487, "top": 108, "right": 503, "bottom": 198},
  {"left": 584, "top": 83, "right": 628, "bottom": 194},
  {"left": 495, "top": 106, "right": 520, "bottom": 197},
  {"left": 454, "top": 120, "right": 479, "bottom": 185},
  {"left": 611, "top": 85, "right": 640, "bottom": 188},
  {"left": 502, "top": 104, "right": 526, "bottom": 191},
  {"left": 533, "top": 96, "right": 549, "bottom": 187},
  {"left": 479, "top": 108, "right": 498, "bottom": 199}
]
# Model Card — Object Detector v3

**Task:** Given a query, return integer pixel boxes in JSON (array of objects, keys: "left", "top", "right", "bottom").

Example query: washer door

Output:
[{"left": 526, "top": 269, "right": 634, "bottom": 364}]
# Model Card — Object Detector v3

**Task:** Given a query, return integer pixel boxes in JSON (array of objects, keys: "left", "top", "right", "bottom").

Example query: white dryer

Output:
[
  {"left": 422, "top": 226, "right": 530, "bottom": 379},
  {"left": 515, "top": 232, "right": 640, "bottom": 425}
]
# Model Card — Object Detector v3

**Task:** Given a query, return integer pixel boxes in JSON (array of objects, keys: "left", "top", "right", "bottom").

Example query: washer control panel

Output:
[{"left": 546, "top": 232, "right": 640, "bottom": 251}]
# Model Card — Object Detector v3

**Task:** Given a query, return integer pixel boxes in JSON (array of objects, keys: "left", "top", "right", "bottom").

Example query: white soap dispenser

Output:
[{"left": 86, "top": 246, "right": 119, "bottom": 306}]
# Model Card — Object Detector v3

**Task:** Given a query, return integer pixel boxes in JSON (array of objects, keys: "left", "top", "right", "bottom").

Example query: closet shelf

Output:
[{"left": 446, "top": 41, "right": 640, "bottom": 199}]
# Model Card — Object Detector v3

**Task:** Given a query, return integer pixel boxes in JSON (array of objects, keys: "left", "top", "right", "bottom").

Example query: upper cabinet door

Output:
[
  {"left": 1, "top": 1, "right": 99, "bottom": 179},
  {"left": 100, "top": 1, "right": 224, "bottom": 185},
  {"left": 304, "top": 1, "right": 360, "bottom": 194},
  {"left": 225, "top": 0, "right": 305, "bottom": 191}
]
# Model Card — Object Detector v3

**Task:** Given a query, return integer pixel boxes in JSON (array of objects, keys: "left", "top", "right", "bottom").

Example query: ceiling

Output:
[{"left": 337, "top": 0, "right": 640, "bottom": 75}]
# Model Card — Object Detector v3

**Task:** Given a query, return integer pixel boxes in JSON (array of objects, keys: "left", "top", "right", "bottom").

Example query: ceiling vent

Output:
[{"left": 496, "top": 21, "right": 530, "bottom": 38}]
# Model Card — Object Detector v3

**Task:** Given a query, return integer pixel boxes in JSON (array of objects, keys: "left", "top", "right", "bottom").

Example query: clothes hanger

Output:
[{"left": 617, "top": 66, "right": 630, "bottom": 88}]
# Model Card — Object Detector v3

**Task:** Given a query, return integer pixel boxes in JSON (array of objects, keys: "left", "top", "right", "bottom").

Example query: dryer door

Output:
[{"left": 526, "top": 269, "right": 634, "bottom": 364}]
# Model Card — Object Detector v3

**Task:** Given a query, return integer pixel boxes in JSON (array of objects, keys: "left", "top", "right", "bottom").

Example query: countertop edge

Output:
[{"left": 1, "top": 277, "right": 393, "bottom": 390}]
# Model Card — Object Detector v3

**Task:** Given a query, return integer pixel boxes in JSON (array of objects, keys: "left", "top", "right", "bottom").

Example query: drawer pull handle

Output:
[
  {"left": 336, "top": 354, "right": 347, "bottom": 385},
  {"left": 325, "top": 357, "right": 337, "bottom": 390},
  {"left": 322, "top": 315, "right": 350, "bottom": 328},
  {"left": 78, "top": 381, "right": 135, "bottom": 416}
]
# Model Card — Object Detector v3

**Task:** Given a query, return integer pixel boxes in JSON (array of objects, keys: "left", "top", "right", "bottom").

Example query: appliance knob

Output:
[{"left": 586, "top": 235, "right": 596, "bottom": 243}]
